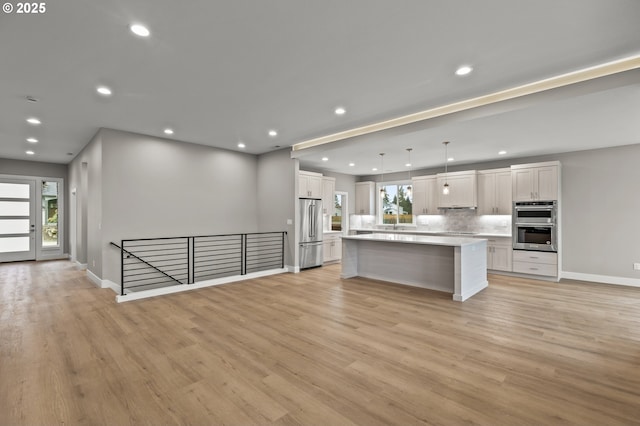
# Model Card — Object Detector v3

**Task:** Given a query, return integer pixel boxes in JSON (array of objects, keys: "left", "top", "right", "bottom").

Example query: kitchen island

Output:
[{"left": 341, "top": 233, "right": 488, "bottom": 301}]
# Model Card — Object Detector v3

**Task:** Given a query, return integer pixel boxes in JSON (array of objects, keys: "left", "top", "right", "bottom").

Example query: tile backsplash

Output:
[{"left": 351, "top": 209, "right": 511, "bottom": 235}]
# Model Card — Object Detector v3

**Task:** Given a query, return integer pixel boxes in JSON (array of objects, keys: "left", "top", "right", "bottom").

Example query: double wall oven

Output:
[{"left": 513, "top": 201, "right": 557, "bottom": 252}]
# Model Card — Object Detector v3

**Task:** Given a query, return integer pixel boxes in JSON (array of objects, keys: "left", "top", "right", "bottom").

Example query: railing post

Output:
[
  {"left": 241, "top": 234, "right": 247, "bottom": 275},
  {"left": 188, "top": 237, "right": 194, "bottom": 284},
  {"left": 281, "top": 232, "right": 285, "bottom": 269},
  {"left": 120, "top": 240, "right": 125, "bottom": 296}
]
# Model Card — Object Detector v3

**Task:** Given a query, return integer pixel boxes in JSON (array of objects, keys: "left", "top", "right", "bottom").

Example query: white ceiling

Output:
[{"left": 1, "top": 0, "right": 639, "bottom": 173}]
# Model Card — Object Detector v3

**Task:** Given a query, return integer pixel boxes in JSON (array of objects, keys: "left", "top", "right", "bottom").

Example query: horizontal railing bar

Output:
[
  {"left": 123, "top": 242, "right": 188, "bottom": 249},
  {"left": 121, "top": 246, "right": 186, "bottom": 253},
  {"left": 246, "top": 260, "right": 283, "bottom": 268},
  {"left": 125, "top": 280, "right": 181, "bottom": 289},
  {"left": 194, "top": 238, "right": 241, "bottom": 244},
  {"left": 123, "top": 268, "right": 188, "bottom": 277},
  {"left": 195, "top": 266, "right": 241, "bottom": 275},
  {"left": 193, "top": 248, "right": 242, "bottom": 255},
  {"left": 124, "top": 254, "right": 188, "bottom": 262},
  {"left": 125, "top": 276, "right": 185, "bottom": 285},
  {"left": 195, "top": 262, "right": 241, "bottom": 270},
  {"left": 194, "top": 254, "right": 241, "bottom": 262},
  {"left": 194, "top": 252, "right": 242, "bottom": 260},
  {"left": 123, "top": 260, "right": 189, "bottom": 270},
  {"left": 122, "top": 231, "right": 286, "bottom": 243},
  {"left": 247, "top": 255, "right": 283, "bottom": 262}
]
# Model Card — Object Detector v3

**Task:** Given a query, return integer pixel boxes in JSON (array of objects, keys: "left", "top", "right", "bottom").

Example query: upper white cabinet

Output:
[
  {"left": 355, "top": 182, "right": 375, "bottom": 215},
  {"left": 299, "top": 170, "right": 323, "bottom": 198},
  {"left": 412, "top": 175, "right": 438, "bottom": 215},
  {"left": 437, "top": 171, "right": 477, "bottom": 208},
  {"left": 478, "top": 168, "right": 512, "bottom": 215},
  {"left": 511, "top": 162, "right": 559, "bottom": 201},
  {"left": 321, "top": 177, "right": 336, "bottom": 216}
]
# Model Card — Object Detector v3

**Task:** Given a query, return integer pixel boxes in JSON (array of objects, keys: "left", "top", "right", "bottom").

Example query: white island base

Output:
[{"left": 341, "top": 233, "right": 488, "bottom": 301}]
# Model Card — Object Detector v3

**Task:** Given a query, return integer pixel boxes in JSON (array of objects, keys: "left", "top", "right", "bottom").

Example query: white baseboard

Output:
[
  {"left": 75, "top": 261, "right": 88, "bottom": 269},
  {"left": 86, "top": 270, "right": 102, "bottom": 287},
  {"left": 561, "top": 271, "right": 640, "bottom": 288},
  {"left": 287, "top": 265, "right": 300, "bottom": 273},
  {"left": 115, "top": 268, "right": 288, "bottom": 303},
  {"left": 86, "top": 270, "right": 120, "bottom": 293},
  {"left": 454, "top": 280, "right": 489, "bottom": 302},
  {"left": 102, "top": 280, "right": 120, "bottom": 293}
]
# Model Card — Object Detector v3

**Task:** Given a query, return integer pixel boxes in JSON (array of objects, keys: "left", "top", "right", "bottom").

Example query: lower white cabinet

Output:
[
  {"left": 486, "top": 238, "right": 512, "bottom": 272},
  {"left": 323, "top": 234, "right": 342, "bottom": 263},
  {"left": 513, "top": 250, "right": 557, "bottom": 276}
]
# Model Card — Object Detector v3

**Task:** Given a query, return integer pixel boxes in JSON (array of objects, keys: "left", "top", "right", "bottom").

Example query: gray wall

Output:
[
  {"left": 357, "top": 143, "right": 640, "bottom": 282},
  {"left": 68, "top": 132, "right": 102, "bottom": 272},
  {"left": 0, "top": 158, "right": 69, "bottom": 255},
  {"left": 99, "top": 129, "right": 259, "bottom": 284},
  {"left": 257, "top": 148, "right": 297, "bottom": 268}
]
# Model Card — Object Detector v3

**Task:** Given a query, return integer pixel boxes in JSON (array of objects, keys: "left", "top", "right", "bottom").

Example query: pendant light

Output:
[
  {"left": 406, "top": 148, "right": 413, "bottom": 198},
  {"left": 379, "top": 153, "right": 386, "bottom": 198},
  {"left": 442, "top": 141, "right": 450, "bottom": 195}
]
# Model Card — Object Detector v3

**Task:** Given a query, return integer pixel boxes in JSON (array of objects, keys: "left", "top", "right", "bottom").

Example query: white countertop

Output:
[
  {"left": 323, "top": 230, "right": 343, "bottom": 235},
  {"left": 342, "top": 233, "right": 485, "bottom": 247},
  {"left": 349, "top": 228, "right": 511, "bottom": 239}
]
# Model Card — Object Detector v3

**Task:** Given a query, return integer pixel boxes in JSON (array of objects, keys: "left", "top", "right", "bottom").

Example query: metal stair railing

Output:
[{"left": 110, "top": 231, "right": 286, "bottom": 297}]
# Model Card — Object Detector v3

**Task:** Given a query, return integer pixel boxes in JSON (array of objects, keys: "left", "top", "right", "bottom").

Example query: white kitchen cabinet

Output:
[
  {"left": 486, "top": 237, "right": 513, "bottom": 272},
  {"left": 511, "top": 162, "right": 559, "bottom": 202},
  {"left": 513, "top": 250, "right": 557, "bottom": 276},
  {"left": 299, "top": 171, "right": 323, "bottom": 198},
  {"left": 321, "top": 177, "right": 336, "bottom": 216},
  {"left": 412, "top": 175, "right": 438, "bottom": 215},
  {"left": 355, "top": 182, "right": 375, "bottom": 215},
  {"left": 478, "top": 168, "right": 512, "bottom": 215},
  {"left": 437, "top": 170, "right": 477, "bottom": 208},
  {"left": 323, "top": 233, "right": 342, "bottom": 263}
]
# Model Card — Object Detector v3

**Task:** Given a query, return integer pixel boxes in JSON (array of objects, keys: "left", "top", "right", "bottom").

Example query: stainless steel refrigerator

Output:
[{"left": 299, "top": 198, "right": 323, "bottom": 269}]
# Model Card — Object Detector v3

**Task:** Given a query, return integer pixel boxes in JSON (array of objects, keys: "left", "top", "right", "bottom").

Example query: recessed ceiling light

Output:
[
  {"left": 26, "top": 117, "right": 41, "bottom": 125},
  {"left": 26, "top": 150, "right": 35, "bottom": 155},
  {"left": 498, "top": 150, "right": 507, "bottom": 155},
  {"left": 321, "top": 157, "right": 329, "bottom": 161},
  {"left": 372, "top": 167, "right": 378, "bottom": 171},
  {"left": 96, "top": 86, "right": 112, "bottom": 96},
  {"left": 26, "top": 138, "right": 38, "bottom": 143},
  {"left": 455, "top": 65, "right": 473, "bottom": 76},
  {"left": 130, "top": 23, "right": 150, "bottom": 37},
  {"left": 447, "top": 157, "right": 454, "bottom": 162},
  {"left": 405, "top": 163, "right": 412, "bottom": 167},
  {"left": 237, "top": 142, "right": 246, "bottom": 149},
  {"left": 349, "top": 162, "right": 355, "bottom": 167},
  {"left": 268, "top": 130, "right": 278, "bottom": 137},
  {"left": 163, "top": 128, "right": 174, "bottom": 135},
  {"left": 334, "top": 107, "right": 346, "bottom": 115}
]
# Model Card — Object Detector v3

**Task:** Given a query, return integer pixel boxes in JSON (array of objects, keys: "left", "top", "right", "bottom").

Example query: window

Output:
[
  {"left": 42, "top": 181, "right": 59, "bottom": 247},
  {"left": 377, "top": 181, "right": 413, "bottom": 224}
]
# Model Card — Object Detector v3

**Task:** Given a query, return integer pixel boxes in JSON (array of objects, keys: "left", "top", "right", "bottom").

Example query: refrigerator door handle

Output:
[{"left": 309, "top": 204, "right": 314, "bottom": 238}]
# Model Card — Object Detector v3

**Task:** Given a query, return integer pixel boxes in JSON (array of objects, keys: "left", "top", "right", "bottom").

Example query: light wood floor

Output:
[{"left": 1, "top": 261, "right": 640, "bottom": 425}]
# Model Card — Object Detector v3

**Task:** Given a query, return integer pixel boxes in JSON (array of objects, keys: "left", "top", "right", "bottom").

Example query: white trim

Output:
[
  {"left": 37, "top": 253, "right": 69, "bottom": 261},
  {"left": 287, "top": 265, "right": 300, "bottom": 273},
  {"left": 116, "top": 268, "right": 288, "bottom": 303},
  {"left": 292, "top": 55, "right": 640, "bottom": 152},
  {"left": 561, "top": 271, "right": 640, "bottom": 288},
  {"left": 86, "top": 269, "right": 102, "bottom": 287},
  {"left": 102, "top": 280, "right": 120, "bottom": 293},
  {"left": 75, "top": 261, "right": 87, "bottom": 269},
  {"left": 453, "top": 280, "right": 489, "bottom": 302}
]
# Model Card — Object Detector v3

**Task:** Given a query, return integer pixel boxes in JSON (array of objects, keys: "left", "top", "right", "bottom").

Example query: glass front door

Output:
[{"left": 0, "top": 178, "right": 36, "bottom": 262}]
